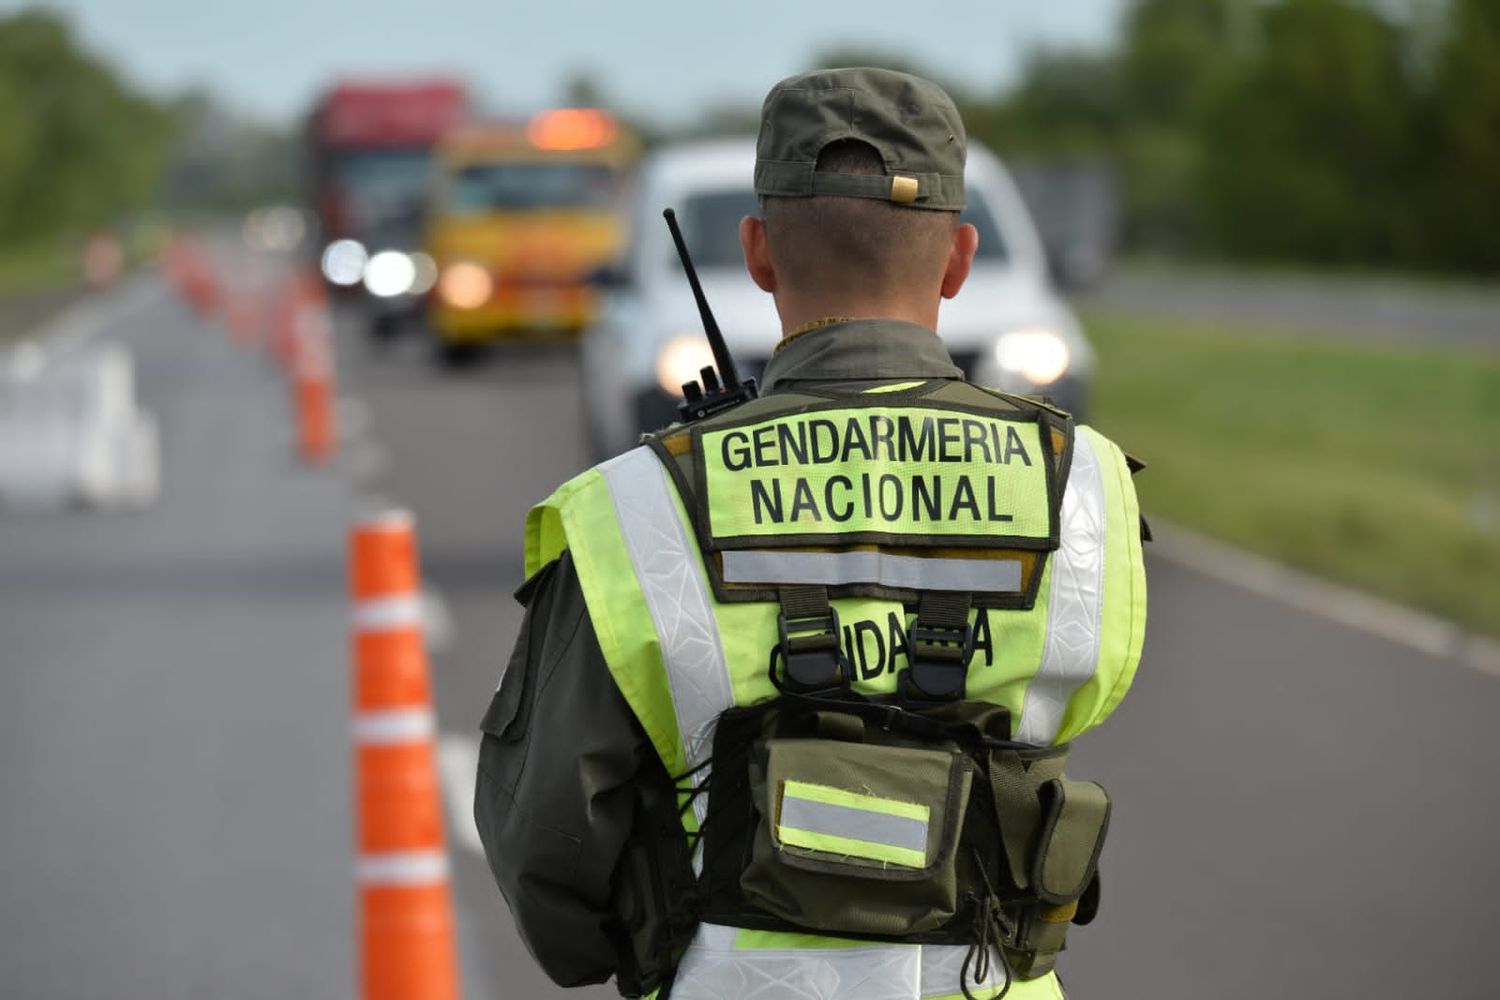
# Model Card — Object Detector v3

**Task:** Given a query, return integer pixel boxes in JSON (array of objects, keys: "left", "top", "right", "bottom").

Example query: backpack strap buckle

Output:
[
  {"left": 898, "top": 592, "right": 975, "bottom": 702},
  {"left": 770, "top": 585, "right": 849, "bottom": 695}
]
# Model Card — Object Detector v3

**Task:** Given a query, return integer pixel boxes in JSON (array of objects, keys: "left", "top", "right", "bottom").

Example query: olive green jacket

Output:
[{"left": 475, "top": 321, "right": 983, "bottom": 987}]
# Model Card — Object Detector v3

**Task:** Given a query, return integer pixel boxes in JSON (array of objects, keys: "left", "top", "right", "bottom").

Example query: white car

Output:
[{"left": 579, "top": 139, "right": 1094, "bottom": 458}]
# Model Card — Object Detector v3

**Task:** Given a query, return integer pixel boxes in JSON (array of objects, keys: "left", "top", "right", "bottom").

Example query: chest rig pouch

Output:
[
  {"left": 644, "top": 384, "right": 1111, "bottom": 994},
  {"left": 697, "top": 698, "right": 1108, "bottom": 992}
]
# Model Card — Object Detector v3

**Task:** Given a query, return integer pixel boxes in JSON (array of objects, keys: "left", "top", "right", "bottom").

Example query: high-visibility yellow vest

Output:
[{"left": 526, "top": 383, "right": 1146, "bottom": 1000}]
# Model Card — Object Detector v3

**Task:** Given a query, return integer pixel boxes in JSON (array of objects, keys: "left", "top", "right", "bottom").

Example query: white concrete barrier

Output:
[{"left": 0, "top": 341, "right": 161, "bottom": 510}]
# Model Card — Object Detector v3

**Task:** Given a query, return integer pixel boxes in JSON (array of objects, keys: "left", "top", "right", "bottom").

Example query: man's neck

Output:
[{"left": 774, "top": 295, "right": 940, "bottom": 337}]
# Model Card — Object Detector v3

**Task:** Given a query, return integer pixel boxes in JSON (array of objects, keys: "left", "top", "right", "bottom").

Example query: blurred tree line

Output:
[
  {"left": 0, "top": 10, "right": 174, "bottom": 246},
  {"left": 0, "top": 9, "right": 295, "bottom": 257},
  {"left": 971, "top": 0, "right": 1499, "bottom": 274},
  {"left": 822, "top": 0, "right": 1498, "bottom": 274}
]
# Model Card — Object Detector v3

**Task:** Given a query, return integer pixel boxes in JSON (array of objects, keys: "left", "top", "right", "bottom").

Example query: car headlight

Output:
[
  {"left": 320, "top": 239, "right": 367, "bottom": 286},
  {"left": 408, "top": 252, "right": 439, "bottom": 295},
  {"left": 994, "top": 328, "right": 1070, "bottom": 386},
  {"left": 438, "top": 260, "right": 492, "bottom": 309},
  {"left": 362, "top": 250, "right": 417, "bottom": 298},
  {"left": 655, "top": 333, "right": 715, "bottom": 396}
]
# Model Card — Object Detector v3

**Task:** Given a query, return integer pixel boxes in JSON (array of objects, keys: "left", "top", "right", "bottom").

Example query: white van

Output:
[{"left": 580, "top": 139, "right": 1094, "bottom": 457}]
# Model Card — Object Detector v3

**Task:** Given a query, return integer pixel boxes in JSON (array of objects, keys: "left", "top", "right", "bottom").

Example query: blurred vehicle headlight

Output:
[
  {"left": 994, "top": 328, "right": 1070, "bottom": 386},
  {"left": 408, "top": 252, "right": 439, "bottom": 295},
  {"left": 245, "top": 206, "right": 307, "bottom": 252},
  {"left": 363, "top": 251, "right": 417, "bottom": 298},
  {"left": 438, "top": 261, "right": 492, "bottom": 309},
  {"left": 321, "top": 239, "right": 367, "bottom": 286},
  {"left": 655, "top": 333, "right": 715, "bottom": 396}
]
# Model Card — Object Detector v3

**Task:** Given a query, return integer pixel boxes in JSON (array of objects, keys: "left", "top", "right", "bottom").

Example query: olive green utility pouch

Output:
[
  {"left": 1003, "top": 777, "right": 1110, "bottom": 979},
  {"left": 1032, "top": 778, "right": 1109, "bottom": 905},
  {"left": 693, "top": 698, "right": 1111, "bottom": 986},
  {"left": 741, "top": 736, "right": 974, "bottom": 936}
]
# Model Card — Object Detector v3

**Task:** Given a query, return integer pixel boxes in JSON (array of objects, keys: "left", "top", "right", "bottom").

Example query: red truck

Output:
[{"left": 307, "top": 79, "right": 467, "bottom": 291}]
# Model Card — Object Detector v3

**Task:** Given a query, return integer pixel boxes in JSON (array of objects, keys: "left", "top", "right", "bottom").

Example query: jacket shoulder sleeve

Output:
[{"left": 474, "top": 549, "right": 651, "bottom": 988}]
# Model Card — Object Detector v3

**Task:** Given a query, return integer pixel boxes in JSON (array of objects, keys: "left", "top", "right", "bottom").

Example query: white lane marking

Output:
[
  {"left": 29, "top": 276, "right": 165, "bottom": 363},
  {"left": 1149, "top": 519, "right": 1500, "bottom": 681},
  {"left": 437, "top": 733, "right": 484, "bottom": 857}
]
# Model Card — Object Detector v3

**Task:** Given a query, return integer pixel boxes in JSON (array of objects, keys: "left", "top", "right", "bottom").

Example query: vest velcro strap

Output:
[
  {"left": 899, "top": 591, "right": 975, "bottom": 702},
  {"left": 771, "top": 585, "right": 850, "bottom": 695},
  {"left": 988, "top": 749, "right": 1041, "bottom": 891}
]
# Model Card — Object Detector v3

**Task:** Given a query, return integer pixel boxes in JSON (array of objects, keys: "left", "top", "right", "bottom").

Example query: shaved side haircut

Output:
[{"left": 760, "top": 140, "right": 959, "bottom": 298}]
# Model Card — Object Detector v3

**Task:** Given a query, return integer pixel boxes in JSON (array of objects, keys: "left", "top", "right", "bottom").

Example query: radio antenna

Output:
[{"left": 663, "top": 207, "right": 757, "bottom": 420}]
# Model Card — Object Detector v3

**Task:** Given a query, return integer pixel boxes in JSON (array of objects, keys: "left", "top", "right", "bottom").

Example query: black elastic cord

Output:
[{"left": 961, "top": 848, "right": 1014, "bottom": 1000}]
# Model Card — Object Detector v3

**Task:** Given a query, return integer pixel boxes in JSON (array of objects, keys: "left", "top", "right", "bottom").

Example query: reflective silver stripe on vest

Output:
[
  {"left": 671, "top": 924, "right": 1010, "bottom": 1000},
  {"left": 600, "top": 447, "right": 733, "bottom": 826},
  {"left": 919, "top": 944, "right": 1010, "bottom": 998},
  {"left": 1014, "top": 431, "right": 1106, "bottom": 746},
  {"left": 723, "top": 549, "right": 1023, "bottom": 593},
  {"left": 778, "top": 794, "right": 929, "bottom": 864}
]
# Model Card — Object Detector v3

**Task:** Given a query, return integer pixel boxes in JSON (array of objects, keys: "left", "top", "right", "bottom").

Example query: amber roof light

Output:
[{"left": 527, "top": 109, "right": 619, "bottom": 151}]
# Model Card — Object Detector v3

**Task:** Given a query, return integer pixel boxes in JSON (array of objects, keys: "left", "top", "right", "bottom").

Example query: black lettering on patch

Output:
[
  {"left": 750, "top": 479, "right": 783, "bottom": 524},
  {"left": 949, "top": 476, "right": 980, "bottom": 520},
  {"left": 1004, "top": 425, "right": 1033, "bottom": 466},
  {"left": 825, "top": 475, "right": 855, "bottom": 522},
  {"left": 973, "top": 607, "right": 994, "bottom": 667},
  {"left": 789, "top": 478, "right": 821, "bottom": 522},
  {"left": 722, "top": 430, "right": 752, "bottom": 472},
  {"left": 854, "top": 619, "right": 886, "bottom": 680},
  {"left": 985, "top": 476, "right": 1014, "bottom": 523},
  {"left": 898, "top": 415, "right": 935, "bottom": 463}
]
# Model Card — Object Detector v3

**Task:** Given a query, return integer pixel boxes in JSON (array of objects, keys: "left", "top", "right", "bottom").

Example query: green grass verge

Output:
[
  {"left": 0, "top": 239, "right": 78, "bottom": 302},
  {"left": 1081, "top": 310, "right": 1500, "bottom": 635}
]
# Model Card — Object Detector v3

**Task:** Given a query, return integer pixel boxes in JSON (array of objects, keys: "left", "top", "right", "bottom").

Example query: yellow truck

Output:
[{"left": 424, "top": 109, "right": 638, "bottom": 359}]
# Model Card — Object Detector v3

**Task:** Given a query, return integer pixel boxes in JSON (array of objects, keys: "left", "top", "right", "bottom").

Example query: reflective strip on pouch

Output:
[
  {"left": 599, "top": 447, "right": 734, "bottom": 826},
  {"left": 1014, "top": 430, "right": 1106, "bottom": 746},
  {"left": 357, "top": 850, "right": 449, "bottom": 886},
  {"left": 352, "top": 594, "right": 423, "bottom": 632},
  {"left": 723, "top": 548, "right": 1022, "bottom": 592},
  {"left": 778, "top": 780, "right": 929, "bottom": 868},
  {"left": 354, "top": 708, "right": 435, "bottom": 745},
  {"left": 671, "top": 924, "right": 1013, "bottom": 1000}
]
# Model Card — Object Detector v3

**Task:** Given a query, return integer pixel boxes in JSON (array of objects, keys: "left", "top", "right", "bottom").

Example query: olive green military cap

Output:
[{"left": 755, "top": 67, "right": 966, "bottom": 211}]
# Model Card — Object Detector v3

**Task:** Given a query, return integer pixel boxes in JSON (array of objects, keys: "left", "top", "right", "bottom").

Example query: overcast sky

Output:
[{"left": 13, "top": 0, "right": 1129, "bottom": 125}]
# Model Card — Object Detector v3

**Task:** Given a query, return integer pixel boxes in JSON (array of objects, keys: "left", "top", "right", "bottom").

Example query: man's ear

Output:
[
  {"left": 939, "top": 222, "right": 979, "bottom": 300},
  {"left": 740, "top": 215, "right": 777, "bottom": 294}
]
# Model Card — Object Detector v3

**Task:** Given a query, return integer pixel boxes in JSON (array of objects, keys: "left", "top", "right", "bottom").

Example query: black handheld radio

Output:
[{"left": 663, "top": 208, "right": 758, "bottom": 421}]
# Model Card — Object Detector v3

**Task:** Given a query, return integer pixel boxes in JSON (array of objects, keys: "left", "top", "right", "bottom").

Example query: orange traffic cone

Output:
[
  {"left": 292, "top": 282, "right": 336, "bottom": 464},
  {"left": 226, "top": 292, "right": 262, "bottom": 346},
  {"left": 269, "top": 275, "right": 305, "bottom": 372},
  {"left": 350, "top": 509, "right": 460, "bottom": 1000},
  {"left": 180, "top": 238, "right": 218, "bottom": 316}
]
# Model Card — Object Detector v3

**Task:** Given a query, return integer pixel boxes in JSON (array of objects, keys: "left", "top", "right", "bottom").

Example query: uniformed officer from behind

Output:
[{"left": 476, "top": 67, "right": 1147, "bottom": 1000}]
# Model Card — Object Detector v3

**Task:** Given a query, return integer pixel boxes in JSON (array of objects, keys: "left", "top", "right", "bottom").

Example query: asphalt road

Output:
[
  {"left": 1073, "top": 266, "right": 1500, "bottom": 352},
  {"left": 2, "top": 266, "right": 1495, "bottom": 999},
  {"left": 0, "top": 275, "right": 351, "bottom": 998}
]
